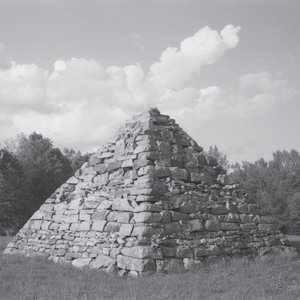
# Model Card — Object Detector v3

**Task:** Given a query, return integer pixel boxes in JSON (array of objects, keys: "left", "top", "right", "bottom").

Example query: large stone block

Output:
[
  {"left": 115, "top": 212, "right": 133, "bottom": 223},
  {"left": 161, "top": 246, "right": 176, "bottom": 257},
  {"left": 190, "top": 172, "right": 205, "bottom": 183},
  {"left": 175, "top": 245, "right": 193, "bottom": 258},
  {"left": 92, "top": 220, "right": 107, "bottom": 231},
  {"left": 41, "top": 221, "right": 52, "bottom": 230},
  {"left": 30, "top": 220, "right": 42, "bottom": 230},
  {"left": 72, "top": 258, "right": 92, "bottom": 268},
  {"left": 66, "top": 176, "right": 79, "bottom": 184},
  {"left": 156, "top": 259, "right": 184, "bottom": 273},
  {"left": 131, "top": 224, "right": 163, "bottom": 237},
  {"left": 170, "top": 167, "right": 187, "bottom": 180},
  {"left": 133, "top": 142, "right": 151, "bottom": 154},
  {"left": 68, "top": 198, "right": 84, "bottom": 210},
  {"left": 40, "top": 204, "right": 55, "bottom": 212},
  {"left": 83, "top": 200, "right": 99, "bottom": 209},
  {"left": 183, "top": 258, "right": 203, "bottom": 271},
  {"left": 109, "top": 169, "right": 124, "bottom": 181},
  {"left": 133, "top": 212, "right": 162, "bottom": 223},
  {"left": 94, "top": 173, "right": 109, "bottom": 185},
  {"left": 154, "top": 167, "right": 170, "bottom": 178},
  {"left": 205, "top": 220, "right": 220, "bottom": 232},
  {"left": 130, "top": 188, "right": 153, "bottom": 196},
  {"left": 121, "top": 159, "right": 133, "bottom": 168},
  {"left": 223, "top": 213, "right": 240, "bottom": 223},
  {"left": 79, "top": 221, "right": 92, "bottom": 231},
  {"left": 90, "top": 255, "right": 115, "bottom": 269},
  {"left": 104, "top": 222, "right": 121, "bottom": 233},
  {"left": 133, "top": 203, "right": 162, "bottom": 213},
  {"left": 119, "top": 224, "right": 133, "bottom": 236},
  {"left": 163, "top": 222, "right": 181, "bottom": 234},
  {"left": 107, "top": 161, "right": 122, "bottom": 172},
  {"left": 194, "top": 247, "right": 210, "bottom": 257},
  {"left": 98, "top": 200, "right": 112, "bottom": 210},
  {"left": 240, "top": 214, "right": 253, "bottom": 223},
  {"left": 112, "top": 198, "right": 134, "bottom": 211},
  {"left": 171, "top": 212, "right": 190, "bottom": 222},
  {"left": 240, "top": 223, "right": 257, "bottom": 231},
  {"left": 31, "top": 211, "right": 45, "bottom": 220},
  {"left": 94, "top": 164, "right": 107, "bottom": 174},
  {"left": 121, "top": 246, "right": 162, "bottom": 259},
  {"left": 260, "top": 216, "right": 274, "bottom": 224},
  {"left": 79, "top": 212, "right": 91, "bottom": 221},
  {"left": 211, "top": 206, "right": 229, "bottom": 215},
  {"left": 220, "top": 222, "right": 240, "bottom": 231},
  {"left": 258, "top": 224, "right": 273, "bottom": 231},
  {"left": 188, "top": 219, "right": 202, "bottom": 232},
  {"left": 117, "top": 255, "right": 156, "bottom": 272},
  {"left": 92, "top": 210, "right": 109, "bottom": 220}
]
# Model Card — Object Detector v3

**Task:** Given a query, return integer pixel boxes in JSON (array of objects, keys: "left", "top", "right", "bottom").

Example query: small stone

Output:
[{"left": 66, "top": 177, "right": 79, "bottom": 184}]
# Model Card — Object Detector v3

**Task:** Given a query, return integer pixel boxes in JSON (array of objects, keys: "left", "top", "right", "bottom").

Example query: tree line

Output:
[
  {"left": 0, "top": 136, "right": 299, "bottom": 235},
  {"left": 0, "top": 133, "right": 90, "bottom": 235},
  {"left": 208, "top": 146, "right": 300, "bottom": 235}
]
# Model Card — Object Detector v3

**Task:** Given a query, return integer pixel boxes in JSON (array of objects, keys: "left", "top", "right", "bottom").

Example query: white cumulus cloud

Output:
[
  {"left": 148, "top": 25, "right": 241, "bottom": 90},
  {"left": 4, "top": 24, "right": 297, "bottom": 160}
]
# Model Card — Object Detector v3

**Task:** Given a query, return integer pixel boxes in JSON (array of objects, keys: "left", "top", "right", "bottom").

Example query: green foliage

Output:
[
  {"left": 0, "top": 133, "right": 89, "bottom": 234},
  {"left": 63, "top": 148, "right": 91, "bottom": 172},
  {"left": 206, "top": 145, "right": 230, "bottom": 170},
  {"left": 14, "top": 133, "right": 73, "bottom": 214},
  {"left": 231, "top": 150, "right": 300, "bottom": 233},
  {"left": 0, "top": 150, "right": 25, "bottom": 234}
]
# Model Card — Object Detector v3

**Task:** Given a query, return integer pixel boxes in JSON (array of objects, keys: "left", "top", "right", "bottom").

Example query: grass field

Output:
[{"left": 1, "top": 237, "right": 300, "bottom": 300}]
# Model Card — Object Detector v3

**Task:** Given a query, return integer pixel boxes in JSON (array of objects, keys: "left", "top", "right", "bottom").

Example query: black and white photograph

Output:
[{"left": 0, "top": 1, "right": 299, "bottom": 299}]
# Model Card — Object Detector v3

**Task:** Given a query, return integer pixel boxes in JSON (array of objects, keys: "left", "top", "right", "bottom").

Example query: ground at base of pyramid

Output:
[{"left": 4, "top": 108, "right": 294, "bottom": 277}]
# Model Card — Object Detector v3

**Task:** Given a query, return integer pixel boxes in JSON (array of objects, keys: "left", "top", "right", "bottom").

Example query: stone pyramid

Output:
[{"left": 4, "top": 108, "right": 290, "bottom": 276}]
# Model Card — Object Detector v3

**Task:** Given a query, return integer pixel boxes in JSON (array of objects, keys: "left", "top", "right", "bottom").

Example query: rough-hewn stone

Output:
[{"left": 4, "top": 108, "right": 292, "bottom": 277}]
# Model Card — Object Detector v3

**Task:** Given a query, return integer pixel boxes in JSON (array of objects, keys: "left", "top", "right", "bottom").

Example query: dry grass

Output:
[{"left": 0, "top": 237, "right": 300, "bottom": 300}]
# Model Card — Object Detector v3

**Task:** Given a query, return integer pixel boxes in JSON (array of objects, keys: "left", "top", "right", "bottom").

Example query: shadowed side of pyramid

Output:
[{"left": 4, "top": 108, "right": 292, "bottom": 276}]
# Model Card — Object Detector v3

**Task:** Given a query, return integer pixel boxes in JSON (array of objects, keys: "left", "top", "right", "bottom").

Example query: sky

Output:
[{"left": 0, "top": 0, "right": 299, "bottom": 163}]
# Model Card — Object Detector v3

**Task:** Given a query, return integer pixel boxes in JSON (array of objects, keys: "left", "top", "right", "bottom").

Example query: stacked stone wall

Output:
[{"left": 4, "top": 108, "right": 291, "bottom": 276}]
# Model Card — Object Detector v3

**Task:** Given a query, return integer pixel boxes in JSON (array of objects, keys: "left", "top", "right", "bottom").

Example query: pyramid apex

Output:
[{"left": 147, "top": 107, "right": 160, "bottom": 114}]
